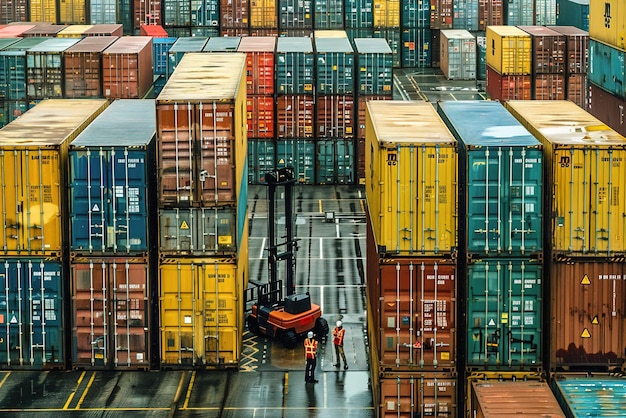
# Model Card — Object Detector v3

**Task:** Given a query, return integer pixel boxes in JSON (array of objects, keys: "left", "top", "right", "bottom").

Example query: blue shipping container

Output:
[
  {"left": 401, "top": 27, "right": 431, "bottom": 67},
  {"left": 556, "top": 0, "right": 589, "bottom": 31},
  {"left": 401, "top": 0, "right": 430, "bottom": 28},
  {"left": 554, "top": 375, "right": 626, "bottom": 417},
  {"left": 276, "top": 139, "right": 315, "bottom": 184},
  {"left": 167, "top": 37, "right": 209, "bottom": 77},
  {"left": 0, "top": 258, "right": 64, "bottom": 368},
  {"left": 344, "top": 0, "right": 373, "bottom": 28},
  {"left": 316, "top": 139, "right": 355, "bottom": 184},
  {"left": 589, "top": 39, "right": 626, "bottom": 101},
  {"left": 315, "top": 37, "right": 354, "bottom": 94},
  {"left": 248, "top": 139, "right": 275, "bottom": 184},
  {"left": 276, "top": 37, "right": 315, "bottom": 94},
  {"left": 153, "top": 37, "right": 177, "bottom": 76},
  {"left": 69, "top": 100, "right": 156, "bottom": 254},
  {"left": 453, "top": 0, "right": 478, "bottom": 30}
]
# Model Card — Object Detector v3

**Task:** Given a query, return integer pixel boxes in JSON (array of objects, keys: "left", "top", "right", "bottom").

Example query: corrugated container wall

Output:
[
  {"left": 89, "top": 0, "right": 119, "bottom": 26},
  {"left": 486, "top": 26, "right": 531, "bottom": 75},
  {"left": 429, "top": 0, "right": 453, "bottom": 29},
  {"left": 134, "top": 0, "right": 161, "bottom": 29},
  {"left": 246, "top": 95, "right": 274, "bottom": 139},
  {"left": 345, "top": 0, "right": 373, "bottom": 29},
  {"left": 29, "top": 0, "right": 57, "bottom": 23},
  {"left": 535, "top": 0, "right": 557, "bottom": 25},
  {"left": 374, "top": 28, "right": 400, "bottom": 67},
  {"left": 401, "top": 0, "right": 429, "bottom": 28},
  {"left": 588, "top": 82, "right": 626, "bottom": 137},
  {"left": 237, "top": 36, "right": 276, "bottom": 95},
  {"left": 276, "top": 94, "right": 314, "bottom": 138},
  {"left": 68, "top": 100, "right": 156, "bottom": 255},
  {"left": 64, "top": 36, "right": 118, "bottom": 98},
  {"left": 0, "top": 258, "right": 64, "bottom": 368},
  {"left": 156, "top": 53, "right": 247, "bottom": 213},
  {"left": 250, "top": 0, "right": 277, "bottom": 28},
  {"left": 556, "top": 0, "right": 589, "bottom": 31},
  {"left": 58, "top": 25, "right": 94, "bottom": 38},
  {"left": 315, "top": 37, "right": 354, "bottom": 94},
  {"left": 0, "top": 99, "right": 109, "bottom": 256},
  {"left": 59, "top": 0, "right": 87, "bottom": 24},
  {"left": 279, "top": 0, "right": 312, "bottom": 32},
  {"left": 0, "top": 0, "right": 27, "bottom": 24},
  {"left": 166, "top": 37, "right": 208, "bottom": 78},
  {"left": 553, "top": 375, "right": 626, "bottom": 416},
  {"left": 315, "top": 138, "right": 355, "bottom": 184},
  {"left": 365, "top": 101, "right": 458, "bottom": 256},
  {"left": 102, "top": 36, "right": 153, "bottom": 99},
  {"left": 316, "top": 94, "right": 354, "bottom": 138},
  {"left": 220, "top": 0, "right": 249, "bottom": 31},
  {"left": 547, "top": 25, "right": 589, "bottom": 107},
  {"left": 505, "top": 100, "right": 626, "bottom": 257},
  {"left": 354, "top": 38, "right": 393, "bottom": 94},
  {"left": 589, "top": 39, "right": 626, "bottom": 101},
  {"left": 153, "top": 37, "right": 177, "bottom": 76},
  {"left": 518, "top": 25, "right": 566, "bottom": 75},
  {"left": 453, "top": 0, "right": 479, "bottom": 31},
  {"left": 478, "top": 0, "right": 503, "bottom": 30},
  {"left": 372, "top": 0, "right": 399, "bottom": 27},
  {"left": 589, "top": 0, "right": 625, "bottom": 51},
  {"left": 247, "top": 139, "right": 275, "bottom": 183},
  {"left": 437, "top": 101, "right": 543, "bottom": 257},
  {"left": 439, "top": 29, "right": 476, "bottom": 80},
  {"left": 314, "top": 0, "right": 344, "bottom": 29},
  {"left": 486, "top": 66, "right": 531, "bottom": 101},
  {"left": 400, "top": 27, "right": 432, "bottom": 68},
  {"left": 275, "top": 37, "right": 314, "bottom": 94},
  {"left": 27, "top": 38, "right": 81, "bottom": 101},
  {"left": 505, "top": 0, "right": 533, "bottom": 25},
  {"left": 276, "top": 139, "right": 315, "bottom": 183}
]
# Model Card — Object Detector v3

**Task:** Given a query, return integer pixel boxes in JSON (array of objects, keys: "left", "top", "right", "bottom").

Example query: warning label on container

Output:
[
  {"left": 581, "top": 274, "right": 591, "bottom": 285},
  {"left": 180, "top": 221, "right": 189, "bottom": 230},
  {"left": 581, "top": 328, "right": 591, "bottom": 338}
]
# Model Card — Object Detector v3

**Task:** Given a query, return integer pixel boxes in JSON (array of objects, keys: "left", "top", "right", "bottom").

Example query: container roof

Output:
[
  {"left": 58, "top": 25, "right": 94, "bottom": 36},
  {"left": 0, "top": 37, "right": 48, "bottom": 52},
  {"left": 65, "top": 36, "right": 119, "bottom": 53},
  {"left": 170, "top": 37, "right": 209, "bottom": 52},
  {"left": 276, "top": 37, "right": 313, "bottom": 53},
  {"left": 83, "top": 24, "right": 123, "bottom": 34},
  {"left": 440, "top": 29, "right": 475, "bottom": 39},
  {"left": 555, "top": 376, "right": 626, "bottom": 416},
  {"left": 237, "top": 36, "right": 276, "bottom": 52},
  {"left": 472, "top": 381, "right": 565, "bottom": 417},
  {"left": 203, "top": 36, "right": 240, "bottom": 51},
  {"left": 27, "top": 38, "right": 81, "bottom": 52},
  {"left": 315, "top": 37, "right": 353, "bottom": 53},
  {"left": 487, "top": 26, "right": 530, "bottom": 37},
  {"left": 104, "top": 36, "right": 152, "bottom": 53},
  {"left": 354, "top": 38, "right": 392, "bottom": 54}
]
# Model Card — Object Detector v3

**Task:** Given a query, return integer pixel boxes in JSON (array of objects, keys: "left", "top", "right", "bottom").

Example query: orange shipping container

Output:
[
  {"left": 102, "top": 37, "right": 153, "bottom": 99},
  {"left": 64, "top": 36, "right": 119, "bottom": 98},
  {"left": 276, "top": 94, "right": 314, "bottom": 138},
  {"left": 316, "top": 95, "right": 355, "bottom": 138},
  {"left": 533, "top": 73, "right": 565, "bottom": 100},
  {"left": 486, "top": 65, "right": 531, "bottom": 101},
  {"left": 246, "top": 95, "right": 274, "bottom": 139},
  {"left": 237, "top": 36, "right": 275, "bottom": 95}
]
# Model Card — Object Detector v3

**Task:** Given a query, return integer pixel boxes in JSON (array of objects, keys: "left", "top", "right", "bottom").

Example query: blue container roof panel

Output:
[
  {"left": 27, "top": 38, "right": 81, "bottom": 52},
  {"left": 354, "top": 37, "right": 393, "bottom": 53},
  {"left": 315, "top": 37, "right": 354, "bottom": 53},
  {"left": 203, "top": 36, "right": 241, "bottom": 51},
  {"left": 2, "top": 37, "right": 50, "bottom": 52},
  {"left": 170, "top": 37, "right": 209, "bottom": 52},
  {"left": 276, "top": 37, "right": 313, "bottom": 53},
  {"left": 556, "top": 376, "right": 626, "bottom": 417}
]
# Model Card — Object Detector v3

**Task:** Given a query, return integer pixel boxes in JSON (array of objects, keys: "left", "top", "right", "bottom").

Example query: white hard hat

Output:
[
  {"left": 307, "top": 331, "right": 314, "bottom": 338},
  {"left": 336, "top": 320, "right": 342, "bottom": 327}
]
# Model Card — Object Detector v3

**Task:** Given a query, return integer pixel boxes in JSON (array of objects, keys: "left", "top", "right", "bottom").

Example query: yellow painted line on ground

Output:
[
  {"left": 0, "top": 372, "right": 10, "bottom": 389},
  {"left": 181, "top": 370, "right": 196, "bottom": 410},
  {"left": 63, "top": 371, "right": 86, "bottom": 410},
  {"left": 360, "top": 199, "right": 365, "bottom": 213},
  {"left": 75, "top": 372, "right": 96, "bottom": 409},
  {"left": 1, "top": 408, "right": 171, "bottom": 412},
  {"left": 173, "top": 371, "right": 186, "bottom": 404},
  {"left": 319, "top": 199, "right": 323, "bottom": 213}
]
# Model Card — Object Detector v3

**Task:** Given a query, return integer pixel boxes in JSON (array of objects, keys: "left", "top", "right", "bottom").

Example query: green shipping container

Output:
[
  {"left": 276, "top": 37, "right": 314, "bottom": 94},
  {"left": 314, "top": 0, "right": 345, "bottom": 29},
  {"left": 354, "top": 38, "right": 393, "bottom": 95},
  {"left": 316, "top": 139, "right": 355, "bottom": 184},
  {"left": 276, "top": 139, "right": 315, "bottom": 184},
  {"left": 315, "top": 37, "right": 354, "bottom": 94},
  {"left": 248, "top": 139, "right": 275, "bottom": 184}
]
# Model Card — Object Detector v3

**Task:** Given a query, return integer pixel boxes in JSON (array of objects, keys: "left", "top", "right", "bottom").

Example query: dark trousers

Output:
[
  {"left": 334, "top": 344, "right": 347, "bottom": 366},
  {"left": 305, "top": 357, "right": 317, "bottom": 382}
]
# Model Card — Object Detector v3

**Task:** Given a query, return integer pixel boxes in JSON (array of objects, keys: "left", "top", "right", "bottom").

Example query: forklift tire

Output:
[
  {"left": 314, "top": 317, "right": 329, "bottom": 338},
  {"left": 281, "top": 330, "right": 298, "bottom": 349},
  {"left": 246, "top": 316, "right": 260, "bottom": 335}
]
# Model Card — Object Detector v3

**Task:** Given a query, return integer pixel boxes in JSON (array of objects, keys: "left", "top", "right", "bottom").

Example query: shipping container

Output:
[
  {"left": 452, "top": 0, "right": 479, "bottom": 31},
  {"left": 68, "top": 100, "right": 155, "bottom": 255},
  {"left": 357, "top": 95, "right": 392, "bottom": 140},
  {"left": 518, "top": 25, "right": 566, "bottom": 75},
  {"left": 401, "top": 27, "right": 431, "bottom": 67},
  {"left": 275, "top": 37, "right": 314, "bottom": 94},
  {"left": 189, "top": 0, "right": 220, "bottom": 28},
  {"left": 486, "top": 25, "right": 531, "bottom": 75},
  {"left": 163, "top": 0, "right": 191, "bottom": 27},
  {"left": 535, "top": 0, "right": 557, "bottom": 25},
  {"left": 556, "top": 0, "right": 589, "bottom": 31},
  {"left": 84, "top": 24, "right": 123, "bottom": 38},
  {"left": 279, "top": 0, "right": 312, "bottom": 31},
  {"left": 89, "top": 0, "right": 120, "bottom": 27},
  {"left": 102, "top": 36, "right": 153, "bottom": 99},
  {"left": 533, "top": 73, "right": 566, "bottom": 100},
  {"left": 476, "top": 32, "right": 486, "bottom": 79},
  {"left": 0, "top": 37, "right": 19, "bottom": 50},
  {"left": 345, "top": 0, "right": 373, "bottom": 29},
  {"left": 429, "top": 0, "right": 453, "bottom": 29},
  {"left": 203, "top": 36, "right": 241, "bottom": 52},
  {"left": 486, "top": 65, "right": 531, "bottom": 101},
  {"left": 156, "top": 53, "right": 247, "bottom": 207},
  {"left": 220, "top": 0, "right": 249, "bottom": 30},
  {"left": 134, "top": 0, "right": 161, "bottom": 28},
  {"left": 589, "top": 0, "right": 625, "bottom": 51},
  {"left": 316, "top": 139, "right": 355, "bottom": 184},
  {"left": 439, "top": 29, "right": 476, "bottom": 80},
  {"left": 59, "top": 0, "right": 87, "bottom": 24},
  {"left": 0, "top": 99, "right": 109, "bottom": 255},
  {"left": 505, "top": 0, "right": 533, "bottom": 25},
  {"left": 152, "top": 37, "right": 177, "bottom": 76},
  {"left": 248, "top": 139, "right": 275, "bottom": 184},
  {"left": 354, "top": 38, "right": 393, "bottom": 94},
  {"left": 167, "top": 37, "right": 209, "bottom": 77},
  {"left": 0, "top": 258, "right": 64, "bottom": 368},
  {"left": 250, "top": 0, "right": 277, "bottom": 28},
  {"left": 314, "top": 0, "right": 344, "bottom": 29},
  {"left": 589, "top": 39, "right": 626, "bottom": 101},
  {"left": 237, "top": 36, "right": 275, "bottom": 95},
  {"left": 546, "top": 25, "right": 588, "bottom": 74},
  {"left": 276, "top": 139, "right": 315, "bottom": 183},
  {"left": 29, "top": 0, "right": 57, "bottom": 24},
  {"left": 26, "top": 38, "right": 80, "bottom": 101},
  {"left": 374, "top": 27, "right": 400, "bottom": 67},
  {"left": 553, "top": 374, "right": 626, "bottom": 416},
  {"left": 159, "top": 256, "right": 248, "bottom": 368},
  {"left": 315, "top": 36, "right": 354, "bottom": 94},
  {"left": 22, "top": 24, "right": 66, "bottom": 37},
  {"left": 401, "top": 0, "right": 429, "bottom": 28},
  {"left": 64, "top": 36, "right": 118, "bottom": 98},
  {"left": 431, "top": 28, "right": 441, "bottom": 66},
  {"left": 316, "top": 95, "right": 354, "bottom": 139},
  {"left": 346, "top": 28, "right": 374, "bottom": 46},
  {"left": 0, "top": 99, "right": 29, "bottom": 127},
  {"left": 0, "top": 0, "right": 27, "bottom": 24},
  {"left": 58, "top": 25, "right": 94, "bottom": 38},
  {"left": 468, "top": 378, "right": 565, "bottom": 417},
  {"left": 276, "top": 94, "right": 314, "bottom": 138},
  {"left": 550, "top": 260, "right": 626, "bottom": 370},
  {"left": 118, "top": 0, "right": 134, "bottom": 35},
  {"left": 71, "top": 256, "right": 150, "bottom": 369},
  {"left": 365, "top": 101, "right": 458, "bottom": 255},
  {"left": 372, "top": 0, "right": 400, "bottom": 27},
  {"left": 246, "top": 95, "right": 274, "bottom": 139},
  {"left": 588, "top": 82, "right": 626, "bottom": 137},
  {"left": 478, "top": 0, "right": 503, "bottom": 31},
  {"left": 139, "top": 24, "right": 168, "bottom": 37},
  {"left": 505, "top": 100, "right": 626, "bottom": 256},
  {"left": 566, "top": 73, "right": 587, "bottom": 108},
  {"left": 0, "top": 24, "right": 35, "bottom": 37},
  {"left": 437, "top": 101, "right": 543, "bottom": 257}
]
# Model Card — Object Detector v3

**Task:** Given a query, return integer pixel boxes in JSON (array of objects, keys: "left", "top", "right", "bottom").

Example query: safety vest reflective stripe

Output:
[
  {"left": 305, "top": 339, "right": 317, "bottom": 357},
  {"left": 334, "top": 327, "right": 345, "bottom": 345}
]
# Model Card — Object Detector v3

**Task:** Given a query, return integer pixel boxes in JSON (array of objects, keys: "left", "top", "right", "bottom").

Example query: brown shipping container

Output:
[
  {"left": 246, "top": 95, "right": 274, "bottom": 139},
  {"left": 547, "top": 25, "right": 588, "bottom": 74},
  {"left": 64, "top": 36, "right": 119, "bottom": 98},
  {"left": 430, "top": 0, "right": 453, "bottom": 29},
  {"left": 316, "top": 95, "right": 355, "bottom": 139},
  {"left": 22, "top": 24, "right": 65, "bottom": 37},
  {"left": 589, "top": 83, "right": 626, "bottom": 136},
  {"left": 134, "top": 0, "right": 161, "bottom": 29},
  {"left": 486, "top": 65, "right": 531, "bottom": 101},
  {"left": 551, "top": 260, "right": 626, "bottom": 370},
  {"left": 276, "top": 94, "right": 314, "bottom": 138},
  {"left": 71, "top": 256, "right": 150, "bottom": 369},
  {"left": 357, "top": 95, "right": 393, "bottom": 140},
  {"left": 220, "top": 0, "right": 249, "bottom": 29},
  {"left": 478, "top": 0, "right": 503, "bottom": 30},
  {"left": 84, "top": 24, "right": 124, "bottom": 37},
  {"left": 518, "top": 26, "right": 566, "bottom": 74},
  {"left": 567, "top": 74, "right": 588, "bottom": 109},
  {"left": 237, "top": 36, "right": 276, "bottom": 95},
  {"left": 0, "top": 0, "right": 27, "bottom": 24},
  {"left": 221, "top": 28, "right": 249, "bottom": 36},
  {"left": 102, "top": 37, "right": 153, "bottom": 99},
  {"left": 533, "top": 73, "right": 565, "bottom": 100},
  {"left": 156, "top": 53, "right": 247, "bottom": 207}
]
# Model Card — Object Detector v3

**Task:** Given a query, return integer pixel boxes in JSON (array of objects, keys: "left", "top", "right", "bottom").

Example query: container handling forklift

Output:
[{"left": 245, "top": 167, "right": 329, "bottom": 348}]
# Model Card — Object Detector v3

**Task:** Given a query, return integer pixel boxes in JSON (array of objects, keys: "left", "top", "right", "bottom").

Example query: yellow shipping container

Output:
[
  {"left": 365, "top": 101, "right": 458, "bottom": 255},
  {"left": 29, "top": 0, "right": 57, "bottom": 23},
  {"left": 505, "top": 100, "right": 626, "bottom": 256},
  {"left": 589, "top": 0, "right": 625, "bottom": 51},
  {"left": 0, "top": 99, "right": 109, "bottom": 255},
  {"left": 373, "top": 0, "right": 400, "bottom": 28},
  {"left": 250, "top": 0, "right": 277, "bottom": 28},
  {"left": 486, "top": 26, "right": 531, "bottom": 75},
  {"left": 58, "top": 25, "right": 94, "bottom": 38},
  {"left": 59, "top": 0, "right": 86, "bottom": 24},
  {"left": 159, "top": 254, "right": 248, "bottom": 368}
]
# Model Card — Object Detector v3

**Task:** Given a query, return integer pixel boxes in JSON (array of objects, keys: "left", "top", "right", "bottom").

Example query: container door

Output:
[{"left": 276, "top": 139, "right": 314, "bottom": 184}]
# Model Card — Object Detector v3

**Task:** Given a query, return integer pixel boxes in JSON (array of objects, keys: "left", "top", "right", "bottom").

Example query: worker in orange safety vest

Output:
[
  {"left": 332, "top": 320, "right": 348, "bottom": 370},
  {"left": 304, "top": 331, "right": 319, "bottom": 383}
]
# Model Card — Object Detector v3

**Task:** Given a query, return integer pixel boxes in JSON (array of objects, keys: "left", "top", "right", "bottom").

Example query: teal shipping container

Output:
[
  {"left": 203, "top": 36, "right": 241, "bottom": 51},
  {"left": 346, "top": 29, "right": 374, "bottom": 44},
  {"left": 344, "top": 0, "right": 373, "bottom": 28},
  {"left": 89, "top": 0, "right": 117, "bottom": 24},
  {"left": 248, "top": 139, "right": 275, "bottom": 184},
  {"left": 314, "top": 0, "right": 344, "bottom": 29},
  {"left": 0, "top": 258, "right": 64, "bottom": 369},
  {"left": 276, "top": 37, "right": 314, "bottom": 94},
  {"left": 354, "top": 38, "right": 393, "bottom": 95},
  {"left": 0, "top": 38, "right": 20, "bottom": 50},
  {"left": 153, "top": 37, "right": 177, "bottom": 76},
  {"left": 556, "top": 0, "right": 589, "bottom": 31},
  {"left": 466, "top": 258, "right": 543, "bottom": 369},
  {"left": 190, "top": 27, "right": 219, "bottom": 37},
  {"left": 26, "top": 38, "right": 80, "bottom": 101},
  {"left": 589, "top": 39, "right": 626, "bottom": 100},
  {"left": 401, "top": 0, "right": 430, "bottom": 28},
  {"left": 535, "top": 0, "right": 557, "bottom": 25},
  {"left": 401, "top": 27, "right": 431, "bottom": 67},
  {"left": 476, "top": 32, "right": 486, "bottom": 80},
  {"left": 280, "top": 0, "right": 313, "bottom": 30},
  {"left": 315, "top": 37, "right": 354, "bottom": 94},
  {"left": 167, "top": 37, "right": 209, "bottom": 77},
  {"left": 316, "top": 139, "right": 355, "bottom": 184},
  {"left": 164, "top": 0, "right": 192, "bottom": 26},
  {"left": 69, "top": 100, "right": 156, "bottom": 255},
  {"left": 453, "top": 0, "right": 479, "bottom": 30},
  {"left": 437, "top": 101, "right": 543, "bottom": 257},
  {"left": 553, "top": 374, "right": 626, "bottom": 417},
  {"left": 506, "top": 0, "right": 534, "bottom": 25},
  {"left": 373, "top": 28, "right": 400, "bottom": 67},
  {"left": 276, "top": 139, "right": 315, "bottom": 184}
]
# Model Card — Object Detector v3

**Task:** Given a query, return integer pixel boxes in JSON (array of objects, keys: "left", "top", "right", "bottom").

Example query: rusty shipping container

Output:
[
  {"left": 71, "top": 256, "right": 151, "bottom": 369},
  {"left": 588, "top": 82, "right": 626, "bottom": 137},
  {"left": 486, "top": 65, "right": 531, "bottom": 101},
  {"left": 518, "top": 25, "right": 566, "bottom": 74},
  {"left": 156, "top": 53, "right": 247, "bottom": 209},
  {"left": 134, "top": 0, "right": 162, "bottom": 29},
  {"left": 429, "top": 0, "right": 453, "bottom": 29},
  {"left": 22, "top": 24, "right": 66, "bottom": 37},
  {"left": 246, "top": 95, "right": 274, "bottom": 139},
  {"left": 159, "top": 256, "right": 248, "bottom": 368},
  {"left": 486, "top": 26, "right": 531, "bottom": 75},
  {"left": 64, "top": 36, "right": 118, "bottom": 98},
  {"left": 0, "top": 99, "right": 109, "bottom": 255},
  {"left": 505, "top": 100, "right": 626, "bottom": 256},
  {"left": 589, "top": 0, "right": 625, "bottom": 51},
  {"left": 102, "top": 36, "right": 153, "bottom": 99},
  {"left": 27, "top": 38, "right": 80, "bottom": 101},
  {"left": 276, "top": 94, "right": 314, "bottom": 139},
  {"left": 547, "top": 25, "right": 588, "bottom": 74},
  {"left": 220, "top": 0, "right": 249, "bottom": 30},
  {"left": 478, "top": 0, "right": 503, "bottom": 30},
  {"left": 550, "top": 260, "right": 626, "bottom": 370},
  {"left": 533, "top": 73, "right": 565, "bottom": 100},
  {"left": 566, "top": 73, "right": 588, "bottom": 109},
  {"left": 365, "top": 101, "right": 458, "bottom": 255},
  {"left": 316, "top": 95, "right": 355, "bottom": 139},
  {"left": 237, "top": 36, "right": 276, "bottom": 95},
  {"left": 0, "top": 0, "right": 27, "bottom": 24}
]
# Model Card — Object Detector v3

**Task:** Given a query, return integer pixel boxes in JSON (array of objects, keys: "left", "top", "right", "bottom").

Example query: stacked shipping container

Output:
[
  {"left": 166, "top": 36, "right": 209, "bottom": 78},
  {"left": 26, "top": 38, "right": 81, "bottom": 102},
  {"left": 485, "top": 25, "right": 532, "bottom": 101},
  {"left": 547, "top": 25, "right": 589, "bottom": 108},
  {"left": 439, "top": 29, "right": 476, "bottom": 80},
  {"left": 518, "top": 26, "right": 566, "bottom": 101},
  {"left": 101, "top": 36, "right": 153, "bottom": 99},
  {"left": 556, "top": 0, "right": 589, "bottom": 31},
  {"left": 400, "top": 0, "right": 430, "bottom": 68}
]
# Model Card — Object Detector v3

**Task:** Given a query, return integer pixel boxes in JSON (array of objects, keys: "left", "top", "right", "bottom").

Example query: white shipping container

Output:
[{"left": 440, "top": 29, "right": 476, "bottom": 80}]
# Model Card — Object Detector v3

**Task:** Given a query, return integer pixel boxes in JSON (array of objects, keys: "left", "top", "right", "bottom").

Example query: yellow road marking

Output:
[
  {"left": 173, "top": 371, "right": 186, "bottom": 404},
  {"left": 76, "top": 372, "right": 96, "bottom": 409},
  {"left": 182, "top": 370, "right": 196, "bottom": 410},
  {"left": 0, "top": 372, "right": 10, "bottom": 389},
  {"left": 63, "top": 371, "right": 86, "bottom": 410}
]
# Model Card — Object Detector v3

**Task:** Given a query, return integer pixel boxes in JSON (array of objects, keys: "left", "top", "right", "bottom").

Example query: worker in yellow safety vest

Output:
[
  {"left": 333, "top": 320, "right": 348, "bottom": 370},
  {"left": 304, "top": 331, "right": 319, "bottom": 383}
]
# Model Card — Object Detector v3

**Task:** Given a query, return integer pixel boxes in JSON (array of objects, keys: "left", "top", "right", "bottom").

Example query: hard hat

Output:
[
  {"left": 307, "top": 331, "right": 314, "bottom": 339},
  {"left": 336, "top": 321, "right": 342, "bottom": 328}
]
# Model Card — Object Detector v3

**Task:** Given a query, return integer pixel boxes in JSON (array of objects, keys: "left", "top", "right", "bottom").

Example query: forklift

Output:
[{"left": 245, "top": 167, "right": 329, "bottom": 348}]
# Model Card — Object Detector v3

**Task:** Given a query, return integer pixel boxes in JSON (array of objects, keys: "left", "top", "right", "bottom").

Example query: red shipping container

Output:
[
  {"left": 71, "top": 256, "right": 150, "bottom": 370},
  {"left": 533, "top": 73, "right": 565, "bottom": 100},
  {"left": 139, "top": 24, "right": 168, "bottom": 37},
  {"left": 430, "top": 0, "right": 453, "bottom": 29},
  {"left": 220, "top": 0, "right": 249, "bottom": 29},
  {"left": 221, "top": 28, "right": 249, "bottom": 36},
  {"left": 547, "top": 25, "right": 588, "bottom": 74},
  {"left": 478, "top": 0, "right": 503, "bottom": 30},
  {"left": 567, "top": 73, "right": 588, "bottom": 108},
  {"left": 246, "top": 95, "right": 274, "bottom": 139},
  {"left": 102, "top": 37, "right": 153, "bottom": 99},
  {"left": 588, "top": 83, "right": 626, "bottom": 136},
  {"left": 64, "top": 36, "right": 119, "bottom": 98},
  {"left": 276, "top": 94, "right": 314, "bottom": 138},
  {"left": 134, "top": 0, "right": 161, "bottom": 29},
  {"left": 237, "top": 36, "right": 275, "bottom": 95},
  {"left": 84, "top": 24, "right": 124, "bottom": 37},
  {"left": 486, "top": 65, "right": 531, "bottom": 101},
  {"left": 316, "top": 95, "right": 355, "bottom": 139}
]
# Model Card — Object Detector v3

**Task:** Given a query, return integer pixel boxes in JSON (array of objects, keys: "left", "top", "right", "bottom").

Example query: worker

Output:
[
  {"left": 333, "top": 320, "right": 348, "bottom": 370},
  {"left": 304, "top": 331, "right": 319, "bottom": 383}
]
